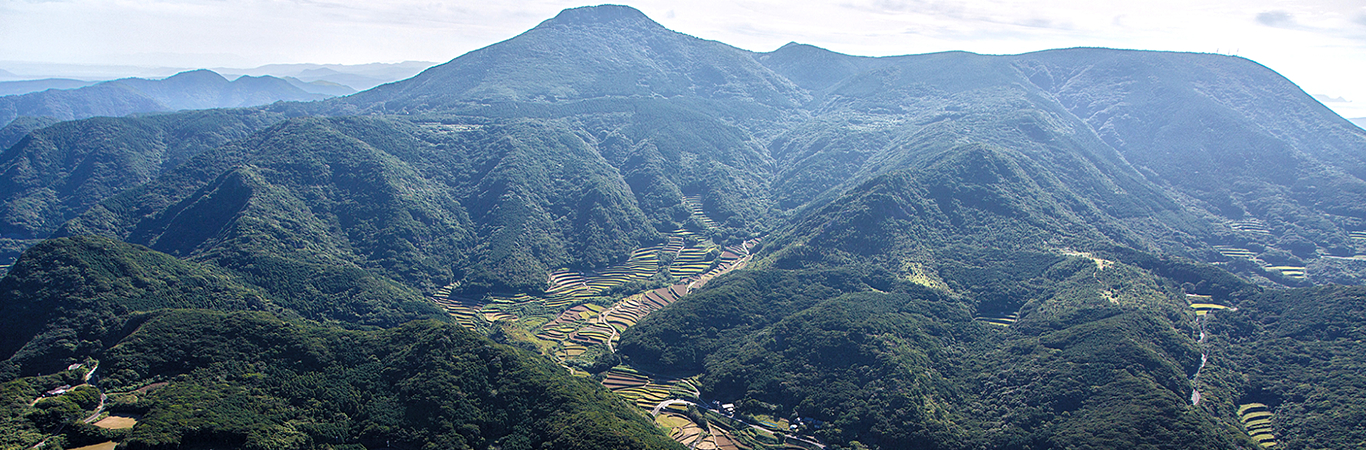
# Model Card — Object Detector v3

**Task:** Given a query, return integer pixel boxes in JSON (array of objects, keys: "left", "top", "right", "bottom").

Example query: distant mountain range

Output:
[
  {"left": 1353, "top": 117, "right": 1366, "bottom": 129},
  {"left": 215, "top": 61, "right": 436, "bottom": 91},
  {"left": 3, "top": 5, "right": 1366, "bottom": 450},
  {"left": 0, "top": 69, "right": 334, "bottom": 129},
  {"left": 0, "top": 78, "right": 98, "bottom": 96},
  {"left": 0, "top": 60, "right": 433, "bottom": 98}
]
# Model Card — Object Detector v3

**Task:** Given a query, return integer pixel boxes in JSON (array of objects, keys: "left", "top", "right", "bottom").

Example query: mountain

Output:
[
  {"left": 0, "top": 78, "right": 99, "bottom": 97},
  {"left": 1013, "top": 49, "right": 1366, "bottom": 281},
  {"left": 0, "top": 116, "right": 59, "bottom": 150},
  {"left": 4, "top": 5, "right": 1366, "bottom": 450},
  {"left": 341, "top": 5, "right": 804, "bottom": 115},
  {"left": 0, "top": 69, "right": 331, "bottom": 126},
  {"left": 281, "top": 76, "right": 356, "bottom": 96},
  {"left": 1353, "top": 117, "right": 1366, "bottom": 129},
  {"left": 0, "top": 108, "right": 291, "bottom": 263},
  {"left": 217, "top": 61, "right": 436, "bottom": 91},
  {"left": 55, "top": 115, "right": 664, "bottom": 297},
  {"left": 0, "top": 236, "right": 271, "bottom": 376}
]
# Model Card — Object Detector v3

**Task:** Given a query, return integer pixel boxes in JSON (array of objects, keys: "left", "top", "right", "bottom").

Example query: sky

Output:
[{"left": 2, "top": 0, "right": 1365, "bottom": 118}]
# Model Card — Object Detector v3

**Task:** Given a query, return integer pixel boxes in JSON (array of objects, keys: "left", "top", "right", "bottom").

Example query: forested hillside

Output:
[
  {"left": 0, "top": 108, "right": 292, "bottom": 263},
  {"left": 3, "top": 4, "right": 1366, "bottom": 450}
]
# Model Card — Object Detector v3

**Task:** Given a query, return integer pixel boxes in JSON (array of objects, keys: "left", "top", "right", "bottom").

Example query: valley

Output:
[{"left": 426, "top": 198, "right": 788, "bottom": 448}]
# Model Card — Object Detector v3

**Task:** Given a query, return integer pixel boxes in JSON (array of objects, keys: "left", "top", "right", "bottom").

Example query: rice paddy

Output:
[
  {"left": 601, "top": 367, "right": 700, "bottom": 409},
  {"left": 529, "top": 235, "right": 761, "bottom": 358},
  {"left": 1212, "top": 245, "right": 1257, "bottom": 260},
  {"left": 974, "top": 312, "right": 1019, "bottom": 327},
  {"left": 670, "top": 246, "right": 714, "bottom": 278},
  {"left": 1228, "top": 219, "right": 1272, "bottom": 235},
  {"left": 1238, "top": 403, "right": 1279, "bottom": 447},
  {"left": 1207, "top": 243, "right": 1312, "bottom": 281},
  {"left": 1190, "top": 303, "right": 1231, "bottom": 316},
  {"left": 1265, "top": 266, "right": 1307, "bottom": 280},
  {"left": 684, "top": 194, "right": 720, "bottom": 229},
  {"left": 664, "top": 412, "right": 711, "bottom": 449},
  {"left": 429, "top": 294, "right": 482, "bottom": 330},
  {"left": 542, "top": 239, "right": 674, "bottom": 305}
]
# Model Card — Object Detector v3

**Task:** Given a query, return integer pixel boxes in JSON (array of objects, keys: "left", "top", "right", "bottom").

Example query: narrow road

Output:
[
  {"left": 650, "top": 399, "right": 695, "bottom": 416},
  {"left": 82, "top": 393, "right": 108, "bottom": 423}
]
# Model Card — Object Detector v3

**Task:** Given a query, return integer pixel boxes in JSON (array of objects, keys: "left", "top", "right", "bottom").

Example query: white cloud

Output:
[{"left": 1257, "top": 11, "right": 1296, "bottom": 28}]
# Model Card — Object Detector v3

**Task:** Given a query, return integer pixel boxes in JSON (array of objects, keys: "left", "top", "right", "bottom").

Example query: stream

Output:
[{"left": 1190, "top": 315, "right": 1209, "bottom": 406}]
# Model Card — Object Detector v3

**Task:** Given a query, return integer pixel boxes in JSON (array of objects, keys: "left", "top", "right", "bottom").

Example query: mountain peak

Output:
[
  {"left": 163, "top": 69, "right": 229, "bottom": 84},
  {"left": 538, "top": 4, "right": 658, "bottom": 29}
]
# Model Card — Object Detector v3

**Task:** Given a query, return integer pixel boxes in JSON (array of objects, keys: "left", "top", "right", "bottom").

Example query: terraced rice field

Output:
[
  {"left": 537, "top": 236, "right": 760, "bottom": 354},
  {"left": 601, "top": 367, "right": 700, "bottom": 407},
  {"left": 1265, "top": 266, "right": 1307, "bottom": 280},
  {"left": 665, "top": 413, "right": 710, "bottom": 449},
  {"left": 1190, "top": 303, "right": 1231, "bottom": 316},
  {"left": 974, "top": 312, "right": 1019, "bottom": 327},
  {"left": 1228, "top": 219, "right": 1272, "bottom": 235},
  {"left": 430, "top": 295, "right": 481, "bottom": 330},
  {"left": 684, "top": 194, "right": 720, "bottom": 229},
  {"left": 670, "top": 247, "right": 714, "bottom": 278},
  {"left": 543, "top": 243, "right": 669, "bottom": 306},
  {"left": 488, "top": 293, "right": 535, "bottom": 304},
  {"left": 569, "top": 323, "right": 616, "bottom": 345},
  {"left": 592, "top": 285, "right": 688, "bottom": 337},
  {"left": 601, "top": 367, "right": 687, "bottom": 409},
  {"left": 685, "top": 239, "right": 759, "bottom": 289},
  {"left": 1238, "top": 403, "right": 1279, "bottom": 447},
  {"left": 1213, "top": 245, "right": 1257, "bottom": 260},
  {"left": 430, "top": 230, "right": 762, "bottom": 433},
  {"left": 714, "top": 430, "right": 752, "bottom": 450},
  {"left": 557, "top": 343, "right": 588, "bottom": 359},
  {"left": 536, "top": 303, "right": 602, "bottom": 341},
  {"left": 481, "top": 310, "right": 517, "bottom": 322}
]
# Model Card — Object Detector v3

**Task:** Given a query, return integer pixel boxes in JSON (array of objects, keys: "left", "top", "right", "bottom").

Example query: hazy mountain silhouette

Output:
[{"left": 0, "top": 69, "right": 330, "bottom": 126}]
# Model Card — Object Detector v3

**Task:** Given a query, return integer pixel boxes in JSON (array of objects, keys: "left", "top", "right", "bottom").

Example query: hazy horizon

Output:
[{"left": 2, "top": 1, "right": 1364, "bottom": 117}]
